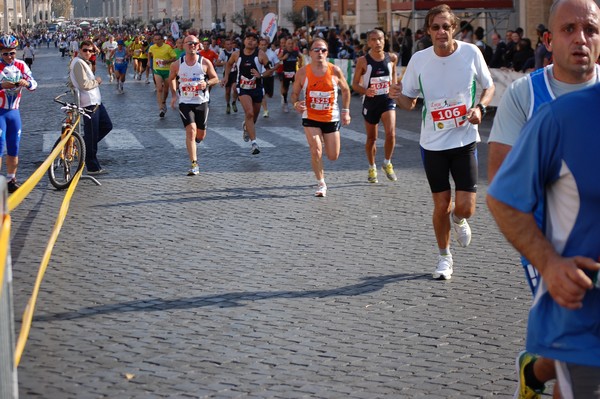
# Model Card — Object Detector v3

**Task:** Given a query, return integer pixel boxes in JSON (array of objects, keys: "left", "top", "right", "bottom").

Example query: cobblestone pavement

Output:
[{"left": 8, "top": 47, "right": 538, "bottom": 398}]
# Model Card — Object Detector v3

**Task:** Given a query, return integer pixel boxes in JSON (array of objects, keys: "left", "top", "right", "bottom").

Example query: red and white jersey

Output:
[{"left": 0, "top": 59, "right": 37, "bottom": 110}]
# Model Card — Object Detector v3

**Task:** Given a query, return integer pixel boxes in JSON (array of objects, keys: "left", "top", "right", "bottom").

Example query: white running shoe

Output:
[
  {"left": 452, "top": 215, "right": 472, "bottom": 247},
  {"left": 315, "top": 183, "right": 327, "bottom": 197},
  {"left": 433, "top": 255, "right": 453, "bottom": 280}
]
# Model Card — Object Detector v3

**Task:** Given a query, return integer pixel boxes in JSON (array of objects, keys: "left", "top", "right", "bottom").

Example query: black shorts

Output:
[
  {"left": 420, "top": 142, "right": 478, "bottom": 193},
  {"left": 282, "top": 76, "right": 294, "bottom": 91},
  {"left": 237, "top": 88, "right": 264, "bottom": 104},
  {"left": 302, "top": 119, "right": 341, "bottom": 134},
  {"left": 263, "top": 76, "right": 274, "bottom": 97},
  {"left": 139, "top": 58, "right": 148, "bottom": 69},
  {"left": 178, "top": 102, "right": 209, "bottom": 129},
  {"left": 225, "top": 71, "right": 237, "bottom": 88},
  {"left": 362, "top": 97, "right": 396, "bottom": 124}
]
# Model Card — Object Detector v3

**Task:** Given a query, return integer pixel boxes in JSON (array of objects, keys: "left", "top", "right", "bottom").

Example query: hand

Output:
[
  {"left": 466, "top": 107, "right": 482, "bottom": 125},
  {"left": 199, "top": 80, "right": 207, "bottom": 90},
  {"left": 170, "top": 96, "right": 177, "bottom": 109},
  {"left": 95, "top": 76, "right": 102, "bottom": 85},
  {"left": 293, "top": 100, "right": 306, "bottom": 113},
  {"left": 389, "top": 82, "right": 402, "bottom": 99},
  {"left": 341, "top": 112, "right": 351, "bottom": 126},
  {"left": 365, "top": 87, "right": 376, "bottom": 97},
  {"left": 540, "top": 255, "right": 599, "bottom": 310}
]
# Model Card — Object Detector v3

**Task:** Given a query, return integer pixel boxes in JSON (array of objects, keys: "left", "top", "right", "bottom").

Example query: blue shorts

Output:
[
  {"left": 115, "top": 63, "right": 128, "bottom": 75},
  {"left": 0, "top": 109, "right": 22, "bottom": 157},
  {"left": 362, "top": 97, "right": 396, "bottom": 124}
]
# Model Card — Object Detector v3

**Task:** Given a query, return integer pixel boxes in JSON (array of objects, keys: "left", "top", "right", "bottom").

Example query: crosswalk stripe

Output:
[
  {"left": 156, "top": 128, "right": 210, "bottom": 149},
  {"left": 395, "top": 128, "right": 420, "bottom": 143},
  {"left": 101, "top": 128, "right": 144, "bottom": 149},
  {"left": 209, "top": 127, "right": 275, "bottom": 148},
  {"left": 263, "top": 127, "right": 308, "bottom": 146}
]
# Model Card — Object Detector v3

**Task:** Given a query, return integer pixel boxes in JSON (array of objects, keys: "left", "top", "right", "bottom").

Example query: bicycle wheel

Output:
[{"left": 47, "top": 131, "right": 86, "bottom": 190}]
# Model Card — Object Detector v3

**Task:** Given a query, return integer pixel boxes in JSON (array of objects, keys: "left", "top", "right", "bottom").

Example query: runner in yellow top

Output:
[
  {"left": 129, "top": 35, "right": 146, "bottom": 80},
  {"left": 148, "top": 33, "right": 177, "bottom": 118}
]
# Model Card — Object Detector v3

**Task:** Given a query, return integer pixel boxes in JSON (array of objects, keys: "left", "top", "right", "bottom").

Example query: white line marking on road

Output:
[
  {"left": 263, "top": 127, "right": 308, "bottom": 146},
  {"left": 102, "top": 129, "right": 144, "bottom": 149},
  {"left": 156, "top": 128, "right": 210, "bottom": 149},
  {"left": 209, "top": 127, "right": 275, "bottom": 148}
]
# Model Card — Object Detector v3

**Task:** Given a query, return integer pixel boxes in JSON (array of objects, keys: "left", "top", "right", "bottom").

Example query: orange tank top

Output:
[{"left": 302, "top": 63, "right": 339, "bottom": 122}]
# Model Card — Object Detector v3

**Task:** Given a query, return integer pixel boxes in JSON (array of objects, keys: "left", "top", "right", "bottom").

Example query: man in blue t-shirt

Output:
[{"left": 487, "top": 85, "right": 600, "bottom": 398}]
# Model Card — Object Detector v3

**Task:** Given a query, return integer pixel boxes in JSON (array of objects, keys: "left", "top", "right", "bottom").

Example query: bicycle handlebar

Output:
[{"left": 54, "top": 92, "right": 94, "bottom": 119}]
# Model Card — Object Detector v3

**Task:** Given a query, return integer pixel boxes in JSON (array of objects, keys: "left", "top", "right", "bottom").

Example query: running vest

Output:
[
  {"left": 236, "top": 49, "right": 263, "bottom": 90},
  {"left": 302, "top": 63, "right": 339, "bottom": 122},
  {"left": 361, "top": 52, "right": 394, "bottom": 103},
  {"left": 114, "top": 47, "right": 128, "bottom": 65},
  {"left": 282, "top": 49, "right": 300, "bottom": 79},
  {"left": 177, "top": 55, "right": 209, "bottom": 105},
  {"left": 528, "top": 64, "right": 600, "bottom": 118}
]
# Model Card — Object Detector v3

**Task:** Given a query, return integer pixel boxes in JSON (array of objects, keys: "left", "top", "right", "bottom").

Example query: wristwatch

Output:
[{"left": 476, "top": 103, "right": 487, "bottom": 116}]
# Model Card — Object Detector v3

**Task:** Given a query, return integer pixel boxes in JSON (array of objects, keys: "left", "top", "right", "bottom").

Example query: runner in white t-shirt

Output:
[{"left": 390, "top": 4, "right": 494, "bottom": 280}]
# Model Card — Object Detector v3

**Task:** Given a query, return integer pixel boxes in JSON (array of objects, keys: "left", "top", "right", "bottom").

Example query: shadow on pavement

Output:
[{"left": 34, "top": 272, "right": 430, "bottom": 321}]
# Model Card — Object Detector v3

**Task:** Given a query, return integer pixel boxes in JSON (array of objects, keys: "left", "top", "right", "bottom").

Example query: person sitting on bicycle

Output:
[{"left": 0, "top": 34, "right": 37, "bottom": 193}]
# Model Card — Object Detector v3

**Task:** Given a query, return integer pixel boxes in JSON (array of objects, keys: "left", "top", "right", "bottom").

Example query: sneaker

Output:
[
  {"left": 159, "top": 107, "right": 166, "bottom": 118},
  {"left": 109, "top": 75, "right": 113, "bottom": 82},
  {"left": 87, "top": 168, "right": 108, "bottom": 176},
  {"left": 145, "top": 78, "right": 150, "bottom": 84},
  {"left": 187, "top": 162, "right": 199, "bottom": 176},
  {"left": 7, "top": 178, "right": 19, "bottom": 193},
  {"left": 242, "top": 122, "right": 250, "bottom": 142},
  {"left": 382, "top": 163, "right": 397, "bottom": 181},
  {"left": 283, "top": 103, "right": 289, "bottom": 113},
  {"left": 226, "top": 103, "right": 231, "bottom": 114},
  {"left": 514, "top": 351, "right": 544, "bottom": 399},
  {"left": 195, "top": 138, "right": 202, "bottom": 144},
  {"left": 315, "top": 183, "right": 327, "bottom": 197},
  {"left": 251, "top": 142, "right": 260, "bottom": 155},
  {"left": 452, "top": 215, "right": 472, "bottom": 247},
  {"left": 368, "top": 167, "right": 378, "bottom": 183},
  {"left": 263, "top": 110, "right": 269, "bottom": 118},
  {"left": 433, "top": 255, "right": 453, "bottom": 280},
  {"left": 231, "top": 102, "right": 238, "bottom": 112}
]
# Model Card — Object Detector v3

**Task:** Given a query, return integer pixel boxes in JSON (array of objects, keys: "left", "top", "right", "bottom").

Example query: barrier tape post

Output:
[{"left": 0, "top": 176, "right": 18, "bottom": 398}]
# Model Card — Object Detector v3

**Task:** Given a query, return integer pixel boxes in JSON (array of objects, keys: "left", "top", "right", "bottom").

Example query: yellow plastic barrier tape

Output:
[
  {"left": 14, "top": 162, "right": 84, "bottom": 367},
  {"left": 8, "top": 116, "right": 80, "bottom": 212},
  {"left": 0, "top": 214, "right": 11, "bottom": 298}
]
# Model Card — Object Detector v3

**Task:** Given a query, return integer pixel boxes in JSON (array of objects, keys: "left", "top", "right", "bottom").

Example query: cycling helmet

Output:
[{"left": 0, "top": 35, "right": 18, "bottom": 49}]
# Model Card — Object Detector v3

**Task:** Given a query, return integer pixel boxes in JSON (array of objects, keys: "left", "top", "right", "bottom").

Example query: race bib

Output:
[
  {"left": 156, "top": 58, "right": 167, "bottom": 68},
  {"left": 180, "top": 82, "right": 200, "bottom": 98},
  {"left": 308, "top": 90, "right": 332, "bottom": 111},
  {"left": 239, "top": 75, "right": 256, "bottom": 90},
  {"left": 134, "top": 49, "right": 141, "bottom": 57},
  {"left": 284, "top": 71, "right": 295, "bottom": 79},
  {"left": 115, "top": 57, "right": 125, "bottom": 64},
  {"left": 429, "top": 97, "right": 468, "bottom": 131},
  {"left": 369, "top": 76, "right": 390, "bottom": 95}
]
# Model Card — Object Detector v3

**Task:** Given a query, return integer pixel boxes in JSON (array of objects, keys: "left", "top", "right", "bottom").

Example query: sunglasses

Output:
[
  {"left": 81, "top": 48, "right": 95, "bottom": 53},
  {"left": 311, "top": 48, "right": 327, "bottom": 53},
  {"left": 186, "top": 42, "right": 200, "bottom": 45},
  {"left": 430, "top": 24, "right": 453, "bottom": 32},
  {"left": 1, "top": 51, "right": 16, "bottom": 56}
]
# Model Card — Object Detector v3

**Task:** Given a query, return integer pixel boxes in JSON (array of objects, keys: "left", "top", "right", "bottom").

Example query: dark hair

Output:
[
  {"left": 80, "top": 39, "right": 94, "bottom": 48},
  {"left": 424, "top": 4, "right": 459, "bottom": 31}
]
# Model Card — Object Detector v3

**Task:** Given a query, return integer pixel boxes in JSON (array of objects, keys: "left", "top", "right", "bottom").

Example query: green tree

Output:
[
  {"left": 52, "top": 0, "right": 71, "bottom": 19},
  {"left": 285, "top": 10, "right": 319, "bottom": 31},
  {"left": 231, "top": 10, "right": 255, "bottom": 33}
]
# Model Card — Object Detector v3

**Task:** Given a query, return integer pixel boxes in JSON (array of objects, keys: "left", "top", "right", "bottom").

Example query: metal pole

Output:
[{"left": 0, "top": 176, "right": 18, "bottom": 399}]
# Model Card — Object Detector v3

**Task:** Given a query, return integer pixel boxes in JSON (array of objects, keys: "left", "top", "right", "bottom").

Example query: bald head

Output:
[{"left": 549, "top": 0, "right": 600, "bottom": 31}]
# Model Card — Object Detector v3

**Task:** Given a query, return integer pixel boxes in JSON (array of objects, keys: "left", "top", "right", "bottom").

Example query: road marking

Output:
[
  {"left": 102, "top": 129, "right": 144, "bottom": 149},
  {"left": 209, "top": 127, "right": 275, "bottom": 148},
  {"left": 156, "top": 128, "right": 210, "bottom": 149},
  {"left": 394, "top": 128, "right": 420, "bottom": 143},
  {"left": 263, "top": 127, "right": 308, "bottom": 146}
]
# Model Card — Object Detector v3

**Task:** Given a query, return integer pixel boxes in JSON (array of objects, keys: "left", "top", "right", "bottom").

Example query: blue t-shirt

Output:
[{"left": 488, "top": 84, "right": 600, "bottom": 367}]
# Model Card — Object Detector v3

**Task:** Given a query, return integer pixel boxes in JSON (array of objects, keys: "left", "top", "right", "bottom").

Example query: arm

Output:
[
  {"left": 486, "top": 195, "right": 598, "bottom": 310},
  {"left": 350, "top": 56, "right": 368, "bottom": 96},
  {"left": 466, "top": 85, "right": 495, "bottom": 124},
  {"left": 222, "top": 51, "right": 238, "bottom": 87},
  {"left": 290, "top": 66, "right": 306, "bottom": 113},
  {"left": 167, "top": 61, "right": 179, "bottom": 108},
  {"left": 203, "top": 58, "right": 220, "bottom": 88},
  {"left": 389, "top": 81, "right": 418, "bottom": 110},
  {"left": 487, "top": 142, "right": 512, "bottom": 183},
  {"left": 334, "top": 65, "right": 352, "bottom": 126}
]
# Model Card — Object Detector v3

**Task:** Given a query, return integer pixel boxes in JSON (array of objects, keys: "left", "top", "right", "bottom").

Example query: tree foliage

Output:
[
  {"left": 231, "top": 10, "right": 255, "bottom": 32},
  {"left": 52, "top": 0, "right": 71, "bottom": 18},
  {"left": 285, "top": 10, "right": 319, "bottom": 30}
]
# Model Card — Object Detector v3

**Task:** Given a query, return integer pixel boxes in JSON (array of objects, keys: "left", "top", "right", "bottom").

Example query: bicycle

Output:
[{"left": 47, "top": 92, "right": 94, "bottom": 190}]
